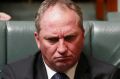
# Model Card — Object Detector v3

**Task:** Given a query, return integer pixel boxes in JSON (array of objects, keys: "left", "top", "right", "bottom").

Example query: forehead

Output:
[
  {"left": 40, "top": 4, "right": 80, "bottom": 26},
  {"left": 40, "top": 25, "right": 81, "bottom": 37},
  {"left": 39, "top": 4, "right": 81, "bottom": 35}
]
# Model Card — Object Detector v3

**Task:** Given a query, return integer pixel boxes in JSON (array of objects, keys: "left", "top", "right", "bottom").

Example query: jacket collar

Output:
[
  {"left": 33, "top": 51, "right": 48, "bottom": 79},
  {"left": 75, "top": 52, "right": 92, "bottom": 79}
]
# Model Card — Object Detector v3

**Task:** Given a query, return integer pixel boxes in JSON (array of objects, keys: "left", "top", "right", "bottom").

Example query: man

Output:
[{"left": 1, "top": 0, "right": 119, "bottom": 79}]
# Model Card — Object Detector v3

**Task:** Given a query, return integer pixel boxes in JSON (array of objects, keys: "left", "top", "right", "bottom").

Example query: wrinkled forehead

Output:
[
  {"left": 40, "top": 4, "right": 80, "bottom": 30},
  {"left": 39, "top": 25, "right": 82, "bottom": 39}
]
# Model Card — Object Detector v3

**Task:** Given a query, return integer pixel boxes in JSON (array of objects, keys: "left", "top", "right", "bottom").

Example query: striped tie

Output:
[{"left": 51, "top": 72, "right": 69, "bottom": 79}]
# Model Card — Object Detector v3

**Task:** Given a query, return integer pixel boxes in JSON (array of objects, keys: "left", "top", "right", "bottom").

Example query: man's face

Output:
[{"left": 34, "top": 5, "right": 84, "bottom": 72}]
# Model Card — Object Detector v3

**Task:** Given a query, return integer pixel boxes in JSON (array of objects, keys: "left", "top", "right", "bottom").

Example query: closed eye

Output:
[
  {"left": 45, "top": 37, "right": 59, "bottom": 44},
  {"left": 64, "top": 35, "right": 76, "bottom": 42}
]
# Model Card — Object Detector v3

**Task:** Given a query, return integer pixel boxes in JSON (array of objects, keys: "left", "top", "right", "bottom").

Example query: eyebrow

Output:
[
  {"left": 64, "top": 31, "right": 80, "bottom": 37},
  {"left": 43, "top": 30, "right": 81, "bottom": 38},
  {"left": 44, "top": 36, "right": 58, "bottom": 39}
]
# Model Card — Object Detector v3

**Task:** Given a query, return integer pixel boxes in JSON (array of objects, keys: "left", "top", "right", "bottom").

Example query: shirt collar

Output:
[
  {"left": 44, "top": 61, "right": 78, "bottom": 79},
  {"left": 66, "top": 63, "right": 78, "bottom": 79}
]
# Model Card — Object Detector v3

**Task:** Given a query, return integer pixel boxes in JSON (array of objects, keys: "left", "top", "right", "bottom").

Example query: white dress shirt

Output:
[{"left": 44, "top": 62, "right": 78, "bottom": 79}]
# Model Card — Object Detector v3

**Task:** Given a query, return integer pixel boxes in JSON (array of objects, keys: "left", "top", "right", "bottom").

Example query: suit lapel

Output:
[
  {"left": 33, "top": 51, "right": 48, "bottom": 79},
  {"left": 74, "top": 53, "right": 92, "bottom": 79}
]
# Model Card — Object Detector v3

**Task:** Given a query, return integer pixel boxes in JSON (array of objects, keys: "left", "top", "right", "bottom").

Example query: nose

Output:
[{"left": 57, "top": 39, "right": 67, "bottom": 54}]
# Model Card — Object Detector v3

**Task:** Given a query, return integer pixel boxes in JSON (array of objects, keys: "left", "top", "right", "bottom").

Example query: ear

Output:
[{"left": 34, "top": 32, "right": 41, "bottom": 49}]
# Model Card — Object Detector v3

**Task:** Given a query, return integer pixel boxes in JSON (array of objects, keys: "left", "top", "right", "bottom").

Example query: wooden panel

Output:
[
  {"left": 106, "top": 0, "right": 117, "bottom": 12},
  {"left": 96, "top": 0, "right": 117, "bottom": 20},
  {"left": 96, "top": 0, "right": 104, "bottom": 20}
]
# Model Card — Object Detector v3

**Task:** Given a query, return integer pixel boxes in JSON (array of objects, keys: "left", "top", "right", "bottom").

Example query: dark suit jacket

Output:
[{"left": 1, "top": 51, "right": 119, "bottom": 79}]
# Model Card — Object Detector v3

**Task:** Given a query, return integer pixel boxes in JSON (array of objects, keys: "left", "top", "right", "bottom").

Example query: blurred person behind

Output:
[{"left": 0, "top": 12, "right": 11, "bottom": 21}]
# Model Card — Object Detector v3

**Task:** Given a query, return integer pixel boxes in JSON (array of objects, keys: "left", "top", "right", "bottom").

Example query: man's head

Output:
[
  {"left": 34, "top": 0, "right": 84, "bottom": 72},
  {"left": 35, "top": 0, "right": 84, "bottom": 33}
]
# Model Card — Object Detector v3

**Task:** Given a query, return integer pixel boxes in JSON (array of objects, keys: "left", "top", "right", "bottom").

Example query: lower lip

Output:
[{"left": 55, "top": 57, "right": 71, "bottom": 62}]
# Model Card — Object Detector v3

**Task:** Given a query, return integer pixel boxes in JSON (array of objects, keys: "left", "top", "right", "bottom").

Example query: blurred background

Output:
[{"left": 0, "top": 0, "right": 118, "bottom": 21}]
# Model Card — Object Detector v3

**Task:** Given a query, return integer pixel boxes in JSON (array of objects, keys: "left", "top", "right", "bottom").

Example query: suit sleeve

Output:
[
  {"left": 1, "top": 65, "right": 16, "bottom": 79},
  {"left": 112, "top": 68, "right": 120, "bottom": 79}
]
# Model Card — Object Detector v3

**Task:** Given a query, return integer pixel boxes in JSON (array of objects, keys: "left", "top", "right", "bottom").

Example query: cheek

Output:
[
  {"left": 68, "top": 37, "right": 84, "bottom": 55},
  {"left": 39, "top": 40, "right": 57, "bottom": 58}
]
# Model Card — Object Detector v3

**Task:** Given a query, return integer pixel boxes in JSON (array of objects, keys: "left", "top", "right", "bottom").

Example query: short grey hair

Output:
[{"left": 35, "top": 0, "right": 84, "bottom": 33}]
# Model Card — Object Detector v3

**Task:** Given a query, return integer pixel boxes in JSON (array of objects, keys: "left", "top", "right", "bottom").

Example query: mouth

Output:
[{"left": 55, "top": 56, "right": 72, "bottom": 62}]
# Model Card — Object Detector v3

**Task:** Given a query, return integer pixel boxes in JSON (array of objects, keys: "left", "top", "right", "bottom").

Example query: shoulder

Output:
[
  {"left": 89, "top": 57, "right": 118, "bottom": 79},
  {"left": 9, "top": 55, "right": 34, "bottom": 67},
  {"left": 1, "top": 52, "right": 41, "bottom": 79},
  {"left": 77, "top": 53, "right": 118, "bottom": 79}
]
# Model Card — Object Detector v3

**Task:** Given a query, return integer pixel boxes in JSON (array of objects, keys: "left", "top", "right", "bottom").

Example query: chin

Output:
[{"left": 55, "top": 62, "right": 75, "bottom": 72}]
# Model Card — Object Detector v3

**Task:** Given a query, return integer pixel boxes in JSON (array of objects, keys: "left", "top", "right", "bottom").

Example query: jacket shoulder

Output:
[
  {"left": 2, "top": 55, "right": 35, "bottom": 79},
  {"left": 90, "top": 57, "right": 117, "bottom": 79}
]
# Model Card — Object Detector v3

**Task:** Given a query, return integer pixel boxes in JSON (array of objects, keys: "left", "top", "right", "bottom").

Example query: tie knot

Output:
[{"left": 51, "top": 72, "right": 69, "bottom": 79}]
